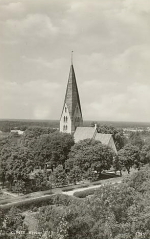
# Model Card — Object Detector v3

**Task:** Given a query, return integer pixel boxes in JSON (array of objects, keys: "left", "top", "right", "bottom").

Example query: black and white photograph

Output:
[{"left": 0, "top": 0, "right": 150, "bottom": 238}]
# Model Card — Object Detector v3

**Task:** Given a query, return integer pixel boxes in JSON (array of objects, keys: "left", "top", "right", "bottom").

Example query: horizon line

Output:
[{"left": 0, "top": 118, "right": 150, "bottom": 124}]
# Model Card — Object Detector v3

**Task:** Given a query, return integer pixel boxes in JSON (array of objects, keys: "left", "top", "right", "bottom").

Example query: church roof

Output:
[
  {"left": 74, "top": 127, "right": 117, "bottom": 153},
  {"left": 95, "top": 133, "right": 112, "bottom": 145},
  {"left": 74, "top": 127, "right": 96, "bottom": 143},
  {"left": 62, "top": 64, "right": 82, "bottom": 119}
]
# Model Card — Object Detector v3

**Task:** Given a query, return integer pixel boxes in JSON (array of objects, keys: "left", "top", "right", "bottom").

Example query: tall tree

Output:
[
  {"left": 1, "top": 145, "right": 34, "bottom": 191},
  {"left": 34, "top": 132, "right": 74, "bottom": 170},
  {"left": 67, "top": 166, "right": 82, "bottom": 185},
  {"left": 129, "top": 131, "right": 144, "bottom": 149},
  {"left": 52, "top": 164, "right": 67, "bottom": 187},
  {"left": 140, "top": 144, "right": 150, "bottom": 165},
  {"left": 118, "top": 144, "right": 140, "bottom": 173},
  {"left": 67, "top": 139, "right": 114, "bottom": 180}
]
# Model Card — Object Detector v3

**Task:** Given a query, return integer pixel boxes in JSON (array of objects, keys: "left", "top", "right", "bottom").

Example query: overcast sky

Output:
[{"left": 0, "top": 0, "right": 150, "bottom": 122}]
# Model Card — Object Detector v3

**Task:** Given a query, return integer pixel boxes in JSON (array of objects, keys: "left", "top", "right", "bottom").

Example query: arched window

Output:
[
  {"left": 63, "top": 125, "right": 65, "bottom": 131},
  {"left": 64, "top": 116, "right": 65, "bottom": 122},
  {"left": 66, "top": 116, "right": 68, "bottom": 123},
  {"left": 65, "top": 107, "right": 67, "bottom": 112},
  {"left": 66, "top": 125, "right": 67, "bottom": 130}
]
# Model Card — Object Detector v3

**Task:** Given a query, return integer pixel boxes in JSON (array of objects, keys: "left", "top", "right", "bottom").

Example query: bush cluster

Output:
[{"left": 73, "top": 188, "right": 97, "bottom": 198}]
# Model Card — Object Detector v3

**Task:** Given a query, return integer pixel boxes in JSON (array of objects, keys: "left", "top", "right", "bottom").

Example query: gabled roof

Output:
[
  {"left": 74, "top": 127, "right": 96, "bottom": 143},
  {"left": 95, "top": 133, "right": 112, "bottom": 145},
  {"left": 74, "top": 127, "right": 117, "bottom": 153},
  {"left": 61, "top": 64, "right": 82, "bottom": 119}
]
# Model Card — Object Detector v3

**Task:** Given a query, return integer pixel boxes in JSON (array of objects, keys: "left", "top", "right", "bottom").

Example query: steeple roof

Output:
[{"left": 62, "top": 64, "right": 82, "bottom": 119}]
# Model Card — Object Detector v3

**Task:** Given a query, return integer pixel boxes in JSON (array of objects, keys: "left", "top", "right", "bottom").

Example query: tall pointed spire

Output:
[
  {"left": 71, "top": 51, "right": 73, "bottom": 65},
  {"left": 60, "top": 57, "right": 83, "bottom": 133}
]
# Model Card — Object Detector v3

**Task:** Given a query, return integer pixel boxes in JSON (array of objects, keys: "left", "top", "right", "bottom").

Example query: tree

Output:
[
  {"left": 118, "top": 144, "right": 140, "bottom": 173},
  {"left": 34, "top": 132, "right": 74, "bottom": 170},
  {"left": 32, "top": 171, "right": 52, "bottom": 191},
  {"left": 52, "top": 164, "right": 67, "bottom": 187},
  {"left": 2, "top": 207, "right": 28, "bottom": 238},
  {"left": 129, "top": 132, "right": 144, "bottom": 149},
  {"left": 140, "top": 144, "right": 150, "bottom": 165},
  {"left": 1, "top": 145, "right": 34, "bottom": 192},
  {"left": 67, "top": 139, "right": 114, "bottom": 180},
  {"left": 20, "top": 126, "right": 56, "bottom": 147},
  {"left": 112, "top": 155, "right": 123, "bottom": 176},
  {"left": 13, "top": 180, "right": 26, "bottom": 194},
  {"left": 37, "top": 204, "right": 70, "bottom": 238},
  {"left": 67, "top": 166, "right": 82, "bottom": 185}
]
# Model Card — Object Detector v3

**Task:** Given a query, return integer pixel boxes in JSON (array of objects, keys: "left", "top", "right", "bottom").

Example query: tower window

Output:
[
  {"left": 63, "top": 125, "right": 67, "bottom": 131},
  {"left": 66, "top": 116, "right": 68, "bottom": 122},
  {"left": 64, "top": 116, "right": 65, "bottom": 122},
  {"left": 65, "top": 107, "right": 67, "bottom": 112}
]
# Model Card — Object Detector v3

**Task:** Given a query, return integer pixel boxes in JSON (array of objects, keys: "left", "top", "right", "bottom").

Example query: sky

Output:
[{"left": 0, "top": 0, "right": 150, "bottom": 122}]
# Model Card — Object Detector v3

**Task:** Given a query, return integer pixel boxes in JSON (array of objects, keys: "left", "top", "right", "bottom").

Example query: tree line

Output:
[{"left": 0, "top": 125, "right": 150, "bottom": 193}]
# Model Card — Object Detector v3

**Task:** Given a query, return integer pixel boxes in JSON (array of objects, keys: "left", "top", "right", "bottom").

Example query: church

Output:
[{"left": 60, "top": 60, "right": 117, "bottom": 154}]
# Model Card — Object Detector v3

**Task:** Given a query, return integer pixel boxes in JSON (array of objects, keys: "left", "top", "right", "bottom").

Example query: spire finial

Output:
[{"left": 71, "top": 51, "right": 73, "bottom": 65}]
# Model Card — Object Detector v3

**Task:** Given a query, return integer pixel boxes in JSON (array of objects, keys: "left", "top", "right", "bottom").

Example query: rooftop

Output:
[{"left": 74, "top": 127, "right": 96, "bottom": 143}]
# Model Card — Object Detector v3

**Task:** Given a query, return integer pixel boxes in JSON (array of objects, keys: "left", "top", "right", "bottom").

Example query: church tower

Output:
[{"left": 60, "top": 59, "right": 83, "bottom": 134}]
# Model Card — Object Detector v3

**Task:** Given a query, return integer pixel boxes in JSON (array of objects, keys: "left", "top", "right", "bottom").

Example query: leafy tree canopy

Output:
[
  {"left": 140, "top": 144, "right": 150, "bottom": 165},
  {"left": 20, "top": 126, "right": 57, "bottom": 147},
  {"left": 118, "top": 144, "right": 140, "bottom": 173},
  {"left": 129, "top": 131, "right": 144, "bottom": 149},
  {"left": 67, "top": 139, "right": 114, "bottom": 180},
  {"left": 34, "top": 132, "right": 74, "bottom": 169}
]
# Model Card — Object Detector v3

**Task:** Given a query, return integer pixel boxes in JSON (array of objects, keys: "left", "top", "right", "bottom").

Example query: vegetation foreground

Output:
[{"left": 0, "top": 166, "right": 150, "bottom": 238}]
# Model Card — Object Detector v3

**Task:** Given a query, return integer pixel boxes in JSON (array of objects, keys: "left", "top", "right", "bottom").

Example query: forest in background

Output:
[{"left": 0, "top": 119, "right": 150, "bottom": 133}]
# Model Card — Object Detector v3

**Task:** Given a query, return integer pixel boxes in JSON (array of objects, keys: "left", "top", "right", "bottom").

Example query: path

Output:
[
  {"left": 62, "top": 179, "right": 122, "bottom": 196},
  {"left": 2, "top": 189, "right": 18, "bottom": 198}
]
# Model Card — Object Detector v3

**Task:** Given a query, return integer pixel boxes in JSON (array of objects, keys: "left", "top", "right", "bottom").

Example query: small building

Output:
[
  {"left": 11, "top": 130, "right": 24, "bottom": 135},
  {"left": 74, "top": 126, "right": 117, "bottom": 154}
]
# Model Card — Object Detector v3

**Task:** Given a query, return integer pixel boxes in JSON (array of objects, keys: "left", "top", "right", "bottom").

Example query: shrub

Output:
[
  {"left": 73, "top": 188, "right": 97, "bottom": 198},
  {"left": 43, "top": 191, "right": 53, "bottom": 195},
  {"left": 62, "top": 187, "right": 75, "bottom": 192},
  {"left": 62, "top": 183, "right": 89, "bottom": 192},
  {"left": 92, "top": 181, "right": 101, "bottom": 186},
  {"left": 32, "top": 206, "right": 38, "bottom": 212},
  {"left": 77, "top": 184, "right": 89, "bottom": 188}
]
